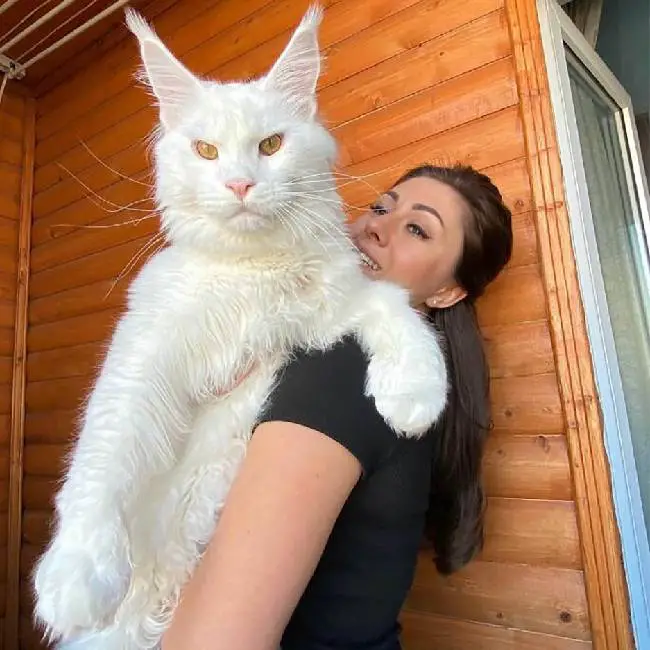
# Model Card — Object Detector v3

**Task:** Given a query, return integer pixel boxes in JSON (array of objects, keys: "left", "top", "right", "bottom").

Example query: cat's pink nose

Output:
[{"left": 225, "top": 179, "right": 255, "bottom": 200}]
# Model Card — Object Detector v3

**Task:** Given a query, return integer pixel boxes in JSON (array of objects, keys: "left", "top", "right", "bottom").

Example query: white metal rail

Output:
[{"left": 0, "top": 0, "right": 130, "bottom": 80}]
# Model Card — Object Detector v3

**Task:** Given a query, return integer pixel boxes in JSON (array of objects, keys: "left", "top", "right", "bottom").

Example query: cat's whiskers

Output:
[
  {"left": 284, "top": 201, "right": 350, "bottom": 257},
  {"left": 51, "top": 212, "right": 160, "bottom": 238},
  {"left": 285, "top": 180, "right": 358, "bottom": 194},
  {"left": 284, "top": 178, "right": 371, "bottom": 209},
  {"left": 274, "top": 206, "right": 305, "bottom": 248},
  {"left": 57, "top": 163, "right": 155, "bottom": 214},
  {"left": 78, "top": 140, "right": 154, "bottom": 188},
  {"left": 290, "top": 169, "right": 377, "bottom": 182},
  {"left": 86, "top": 196, "right": 154, "bottom": 214},
  {"left": 288, "top": 171, "right": 384, "bottom": 202},
  {"left": 105, "top": 232, "right": 167, "bottom": 299},
  {"left": 282, "top": 189, "right": 342, "bottom": 203},
  {"left": 278, "top": 204, "right": 335, "bottom": 261},
  {"left": 284, "top": 199, "right": 349, "bottom": 238},
  {"left": 283, "top": 191, "right": 367, "bottom": 214},
  {"left": 289, "top": 173, "right": 371, "bottom": 191},
  {"left": 117, "top": 232, "right": 166, "bottom": 282},
  {"left": 297, "top": 147, "right": 449, "bottom": 197}
]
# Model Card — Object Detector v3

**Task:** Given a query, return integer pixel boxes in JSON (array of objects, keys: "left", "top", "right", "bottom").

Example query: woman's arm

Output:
[{"left": 161, "top": 420, "right": 362, "bottom": 650}]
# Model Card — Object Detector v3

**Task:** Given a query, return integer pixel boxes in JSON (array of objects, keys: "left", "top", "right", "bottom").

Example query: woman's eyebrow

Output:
[
  {"left": 385, "top": 190, "right": 444, "bottom": 228},
  {"left": 413, "top": 203, "right": 444, "bottom": 228}
]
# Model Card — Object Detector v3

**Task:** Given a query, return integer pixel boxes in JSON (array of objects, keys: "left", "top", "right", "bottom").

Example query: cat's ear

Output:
[
  {"left": 125, "top": 8, "right": 201, "bottom": 130},
  {"left": 262, "top": 4, "right": 323, "bottom": 120}
]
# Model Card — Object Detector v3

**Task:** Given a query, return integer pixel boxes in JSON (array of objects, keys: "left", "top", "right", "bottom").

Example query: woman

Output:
[{"left": 162, "top": 164, "right": 513, "bottom": 650}]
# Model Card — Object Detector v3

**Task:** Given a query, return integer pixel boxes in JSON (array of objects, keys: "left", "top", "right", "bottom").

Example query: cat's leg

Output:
[
  {"left": 32, "top": 317, "right": 193, "bottom": 641},
  {"left": 132, "top": 365, "right": 278, "bottom": 647},
  {"left": 354, "top": 280, "right": 448, "bottom": 437}
]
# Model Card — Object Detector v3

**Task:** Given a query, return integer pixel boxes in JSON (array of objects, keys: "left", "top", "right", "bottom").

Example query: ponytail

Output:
[{"left": 425, "top": 301, "right": 491, "bottom": 574}]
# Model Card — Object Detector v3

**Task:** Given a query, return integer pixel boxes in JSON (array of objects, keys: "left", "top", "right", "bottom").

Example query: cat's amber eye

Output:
[
  {"left": 259, "top": 133, "right": 283, "bottom": 156},
  {"left": 193, "top": 139, "right": 219, "bottom": 160}
]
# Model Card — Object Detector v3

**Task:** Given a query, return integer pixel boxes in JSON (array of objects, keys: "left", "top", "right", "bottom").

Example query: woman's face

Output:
[{"left": 349, "top": 176, "right": 468, "bottom": 311}]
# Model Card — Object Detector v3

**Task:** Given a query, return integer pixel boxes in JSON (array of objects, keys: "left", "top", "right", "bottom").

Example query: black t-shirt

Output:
[{"left": 257, "top": 336, "right": 435, "bottom": 650}]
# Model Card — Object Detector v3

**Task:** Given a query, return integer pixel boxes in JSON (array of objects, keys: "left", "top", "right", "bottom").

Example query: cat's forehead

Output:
[{"left": 182, "top": 81, "right": 295, "bottom": 139}]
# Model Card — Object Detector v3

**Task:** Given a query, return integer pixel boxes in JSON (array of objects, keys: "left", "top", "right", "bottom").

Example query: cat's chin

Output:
[{"left": 226, "top": 209, "right": 273, "bottom": 233}]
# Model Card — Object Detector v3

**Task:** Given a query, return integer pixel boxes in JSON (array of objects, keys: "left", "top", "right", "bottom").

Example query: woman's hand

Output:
[{"left": 161, "top": 420, "right": 362, "bottom": 650}]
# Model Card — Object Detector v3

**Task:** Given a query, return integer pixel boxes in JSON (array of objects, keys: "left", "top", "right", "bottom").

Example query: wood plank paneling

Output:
[
  {"left": 26, "top": 344, "right": 105, "bottom": 382},
  {"left": 0, "top": 139, "right": 22, "bottom": 169},
  {"left": 0, "top": 220, "right": 19, "bottom": 250},
  {"left": 28, "top": 308, "right": 122, "bottom": 354},
  {"left": 25, "top": 376, "right": 94, "bottom": 414},
  {"left": 400, "top": 610, "right": 592, "bottom": 650},
  {"left": 477, "top": 264, "right": 548, "bottom": 328},
  {"left": 0, "top": 417, "right": 10, "bottom": 449},
  {"left": 407, "top": 559, "right": 591, "bottom": 640},
  {"left": 336, "top": 56, "right": 519, "bottom": 167},
  {"left": 340, "top": 106, "right": 526, "bottom": 209},
  {"left": 322, "top": 8, "right": 510, "bottom": 126},
  {"left": 481, "top": 498, "right": 581, "bottom": 569},
  {"left": 22, "top": 478, "right": 57, "bottom": 513},
  {"left": 0, "top": 275, "right": 18, "bottom": 307},
  {"left": 0, "top": 85, "right": 27, "bottom": 650},
  {"left": 25, "top": 410, "right": 80, "bottom": 446},
  {"left": 23, "top": 447, "right": 67, "bottom": 480},
  {"left": 483, "top": 434, "right": 572, "bottom": 500},
  {"left": 483, "top": 320, "right": 554, "bottom": 378},
  {"left": 20, "top": 0, "right": 601, "bottom": 648},
  {"left": 29, "top": 282, "right": 125, "bottom": 328},
  {"left": 490, "top": 373, "right": 564, "bottom": 435},
  {"left": 30, "top": 237, "right": 154, "bottom": 299}
]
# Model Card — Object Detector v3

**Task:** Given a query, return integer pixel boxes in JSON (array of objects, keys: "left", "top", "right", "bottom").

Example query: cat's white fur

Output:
[{"left": 32, "top": 6, "right": 448, "bottom": 649}]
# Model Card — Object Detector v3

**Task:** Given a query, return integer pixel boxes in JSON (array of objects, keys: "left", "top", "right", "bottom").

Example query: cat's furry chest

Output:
[
  {"left": 136, "top": 246, "right": 333, "bottom": 312},
  {"left": 127, "top": 246, "right": 350, "bottom": 386}
]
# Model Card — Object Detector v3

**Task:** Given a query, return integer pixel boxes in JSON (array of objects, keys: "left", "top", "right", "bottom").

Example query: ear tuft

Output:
[
  {"left": 262, "top": 3, "right": 324, "bottom": 120},
  {"left": 125, "top": 8, "right": 202, "bottom": 130}
]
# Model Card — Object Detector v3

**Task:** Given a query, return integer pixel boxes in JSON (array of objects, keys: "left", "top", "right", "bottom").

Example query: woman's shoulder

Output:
[
  {"left": 281, "top": 335, "right": 368, "bottom": 383},
  {"left": 257, "top": 336, "right": 401, "bottom": 475}
]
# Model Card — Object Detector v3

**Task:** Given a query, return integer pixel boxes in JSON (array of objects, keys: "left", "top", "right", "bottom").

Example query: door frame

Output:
[{"left": 537, "top": 0, "right": 650, "bottom": 646}]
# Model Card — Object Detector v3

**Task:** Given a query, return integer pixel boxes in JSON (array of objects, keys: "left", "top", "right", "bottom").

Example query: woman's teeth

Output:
[{"left": 359, "top": 251, "right": 380, "bottom": 271}]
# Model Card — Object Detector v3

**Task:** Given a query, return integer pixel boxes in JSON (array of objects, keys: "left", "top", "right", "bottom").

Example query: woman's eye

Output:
[
  {"left": 407, "top": 223, "right": 429, "bottom": 239},
  {"left": 370, "top": 203, "right": 388, "bottom": 215}
]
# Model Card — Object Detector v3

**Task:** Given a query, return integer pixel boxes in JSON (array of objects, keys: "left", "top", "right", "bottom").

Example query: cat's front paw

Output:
[
  {"left": 366, "top": 335, "right": 448, "bottom": 437},
  {"left": 33, "top": 522, "right": 131, "bottom": 640}
]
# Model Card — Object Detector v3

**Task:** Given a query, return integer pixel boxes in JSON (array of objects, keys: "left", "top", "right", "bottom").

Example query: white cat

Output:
[{"left": 32, "top": 6, "right": 447, "bottom": 649}]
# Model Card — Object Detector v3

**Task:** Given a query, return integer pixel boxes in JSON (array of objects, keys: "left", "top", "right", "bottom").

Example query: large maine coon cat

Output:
[{"left": 32, "top": 6, "right": 448, "bottom": 649}]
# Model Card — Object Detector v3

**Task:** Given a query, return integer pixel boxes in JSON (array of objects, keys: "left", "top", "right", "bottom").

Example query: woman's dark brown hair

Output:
[{"left": 391, "top": 164, "right": 513, "bottom": 575}]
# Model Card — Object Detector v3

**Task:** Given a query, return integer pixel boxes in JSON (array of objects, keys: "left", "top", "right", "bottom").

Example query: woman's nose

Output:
[{"left": 365, "top": 214, "right": 389, "bottom": 246}]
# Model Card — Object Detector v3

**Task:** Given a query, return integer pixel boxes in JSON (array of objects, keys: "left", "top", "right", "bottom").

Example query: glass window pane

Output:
[{"left": 567, "top": 48, "right": 650, "bottom": 535}]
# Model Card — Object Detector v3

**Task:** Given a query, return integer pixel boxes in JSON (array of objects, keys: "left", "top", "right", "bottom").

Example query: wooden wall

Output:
[
  {"left": 0, "top": 86, "right": 31, "bottom": 650},
  {"left": 17, "top": 0, "right": 611, "bottom": 648}
]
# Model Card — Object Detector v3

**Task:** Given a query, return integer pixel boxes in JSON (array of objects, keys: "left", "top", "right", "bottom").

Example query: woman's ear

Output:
[{"left": 425, "top": 285, "right": 467, "bottom": 309}]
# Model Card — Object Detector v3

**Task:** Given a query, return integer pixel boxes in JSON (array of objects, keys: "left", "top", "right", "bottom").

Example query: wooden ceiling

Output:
[{"left": 0, "top": 0, "right": 169, "bottom": 96}]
